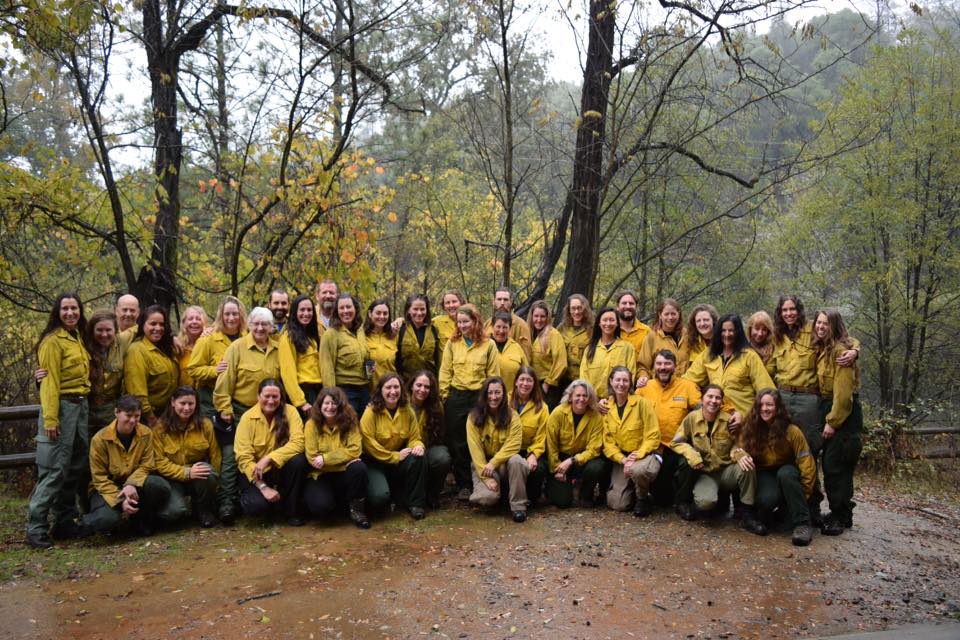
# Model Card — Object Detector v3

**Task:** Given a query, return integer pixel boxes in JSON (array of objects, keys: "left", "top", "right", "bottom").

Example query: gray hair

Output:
[
  {"left": 559, "top": 378, "right": 601, "bottom": 413},
  {"left": 248, "top": 306, "right": 274, "bottom": 329}
]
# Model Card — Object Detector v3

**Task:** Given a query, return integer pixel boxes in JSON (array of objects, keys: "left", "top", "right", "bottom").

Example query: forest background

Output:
[{"left": 0, "top": 0, "right": 957, "bottom": 433}]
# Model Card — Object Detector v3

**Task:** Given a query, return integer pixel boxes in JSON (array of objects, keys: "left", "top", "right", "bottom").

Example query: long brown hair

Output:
[
  {"left": 683, "top": 303, "right": 718, "bottom": 352},
  {"left": 511, "top": 365, "right": 544, "bottom": 412},
  {"left": 739, "top": 389, "right": 792, "bottom": 458},
  {"left": 312, "top": 386, "right": 358, "bottom": 436},
  {"left": 558, "top": 294, "right": 594, "bottom": 330},
  {"left": 84, "top": 309, "right": 118, "bottom": 392},
  {"left": 406, "top": 370, "right": 444, "bottom": 445},
  {"left": 812, "top": 308, "right": 854, "bottom": 356},
  {"left": 258, "top": 379, "right": 290, "bottom": 447},
  {"left": 469, "top": 377, "right": 512, "bottom": 430},
  {"left": 652, "top": 298, "right": 683, "bottom": 338},
  {"left": 526, "top": 300, "right": 554, "bottom": 353},
  {"left": 452, "top": 303, "right": 486, "bottom": 343},
  {"left": 157, "top": 386, "right": 205, "bottom": 435},
  {"left": 368, "top": 373, "right": 409, "bottom": 412},
  {"left": 773, "top": 295, "right": 806, "bottom": 343}
]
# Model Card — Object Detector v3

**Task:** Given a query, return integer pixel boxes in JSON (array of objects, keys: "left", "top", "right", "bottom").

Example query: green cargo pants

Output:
[{"left": 821, "top": 395, "right": 862, "bottom": 525}]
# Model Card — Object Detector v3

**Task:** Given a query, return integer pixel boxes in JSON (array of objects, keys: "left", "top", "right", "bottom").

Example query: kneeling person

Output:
[
  {"left": 670, "top": 385, "right": 765, "bottom": 535},
  {"left": 82, "top": 395, "right": 171, "bottom": 536}
]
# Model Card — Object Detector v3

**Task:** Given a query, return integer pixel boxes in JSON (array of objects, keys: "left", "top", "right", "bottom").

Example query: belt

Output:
[
  {"left": 61, "top": 394, "right": 87, "bottom": 404},
  {"left": 780, "top": 385, "right": 819, "bottom": 395}
]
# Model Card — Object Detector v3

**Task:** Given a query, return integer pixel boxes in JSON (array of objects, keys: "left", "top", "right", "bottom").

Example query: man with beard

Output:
[
  {"left": 482, "top": 287, "right": 532, "bottom": 360},
  {"left": 315, "top": 280, "right": 339, "bottom": 331},
  {"left": 636, "top": 350, "right": 701, "bottom": 507},
  {"left": 615, "top": 290, "right": 650, "bottom": 365},
  {"left": 268, "top": 289, "right": 290, "bottom": 334}
]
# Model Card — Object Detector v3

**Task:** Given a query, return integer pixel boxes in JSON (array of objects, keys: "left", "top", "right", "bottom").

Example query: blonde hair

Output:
[
  {"left": 174, "top": 305, "right": 209, "bottom": 353},
  {"left": 559, "top": 379, "right": 601, "bottom": 414},
  {"left": 212, "top": 295, "right": 248, "bottom": 335},
  {"left": 526, "top": 300, "right": 554, "bottom": 353}
]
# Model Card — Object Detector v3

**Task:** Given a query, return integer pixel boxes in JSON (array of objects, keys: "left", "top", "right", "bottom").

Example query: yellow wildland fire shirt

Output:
[
  {"left": 234, "top": 403, "right": 305, "bottom": 482},
  {"left": 602, "top": 395, "right": 660, "bottom": 463},
  {"left": 439, "top": 337, "right": 500, "bottom": 397},
  {"left": 88, "top": 420, "right": 154, "bottom": 507},
  {"left": 278, "top": 333, "right": 321, "bottom": 407},
  {"left": 467, "top": 412, "right": 523, "bottom": 475},
  {"left": 151, "top": 418, "right": 221, "bottom": 482},
  {"left": 213, "top": 334, "right": 281, "bottom": 414},
  {"left": 304, "top": 419, "right": 362, "bottom": 478},
  {"left": 37, "top": 328, "right": 90, "bottom": 430},
  {"left": 124, "top": 338, "right": 178, "bottom": 420},
  {"left": 580, "top": 339, "right": 636, "bottom": 399},
  {"left": 360, "top": 405, "right": 423, "bottom": 465},
  {"left": 545, "top": 404, "right": 604, "bottom": 472}
]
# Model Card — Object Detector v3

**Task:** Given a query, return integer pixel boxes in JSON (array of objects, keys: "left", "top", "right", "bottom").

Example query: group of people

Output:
[{"left": 26, "top": 283, "right": 863, "bottom": 550}]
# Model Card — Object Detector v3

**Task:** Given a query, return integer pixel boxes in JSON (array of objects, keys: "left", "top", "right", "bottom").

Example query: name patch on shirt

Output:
[{"left": 672, "top": 396, "right": 686, "bottom": 402}]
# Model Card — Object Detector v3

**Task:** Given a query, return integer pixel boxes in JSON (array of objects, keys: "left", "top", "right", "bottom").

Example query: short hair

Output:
[
  {"left": 269, "top": 289, "right": 289, "bottom": 302},
  {"left": 615, "top": 290, "right": 639, "bottom": 306},
  {"left": 248, "top": 306, "right": 274, "bottom": 327},
  {"left": 654, "top": 349, "right": 677, "bottom": 364},
  {"left": 115, "top": 395, "right": 142, "bottom": 414},
  {"left": 703, "top": 383, "right": 724, "bottom": 398},
  {"left": 494, "top": 286, "right": 513, "bottom": 298},
  {"left": 492, "top": 311, "right": 513, "bottom": 327}
]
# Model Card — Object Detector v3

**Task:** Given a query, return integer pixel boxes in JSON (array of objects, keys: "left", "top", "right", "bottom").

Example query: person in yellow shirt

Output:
[
  {"left": 813, "top": 309, "right": 863, "bottom": 536},
  {"left": 580, "top": 308, "right": 636, "bottom": 398},
  {"left": 303, "top": 386, "right": 370, "bottom": 528},
  {"left": 396, "top": 294, "right": 442, "bottom": 379},
  {"left": 363, "top": 298, "right": 399, "bottom": 390},
  {"left": 602, "top": 367, "right": 661, "bottom": 516},
  {"left": 637, "top": 298, "right": 685, "bottom": 379},
  {"left": 490, "top": 312, "right": 528, "bottom": 398},
  {"left": 149, "top": 386, "right": 221, "bottom": 528},
  {"left": 545, "top": 380, "right": 605, "bottom": 508},
  {"left": 557, "top": 294, "right": 593, "bottom": 385},
  {"left": 511, "top": 367, "right": 548, "bottom": 508},
  {"left": 84, "top": 309, "right": 124, "bottom": 431},
  {"left": 279, "top": 295, "right": 323, "bottom": 418},
  {"left": 234, "top": 379, "right": 307, "bottom": 525},
  {"left": 406, "top": 371, "right": 450, "bottom": 508},
  {"left": 187, "top": 296, "right": 248, "bottom": 419},
  {"left": 746, "top": 310, "right": 774, "bottom": 365},
  {"left": 360, "top": 374, "right": 427, "bottom": 519},
  {"left": 670, "top": 384, "right": 766, "bottom": 535},
  {"left": 173, "top": 305, "right": 208, "bottom": 387},
  {"left": 731, "top": 389, "right": 816, "bottom": 546},
  {"left": 439, "top": 303, "right": 501, "bottom": 500},
  {"left": 315, "top": 279, "right": 339, "bottom": 330},
  {"left": 432, "top": 289, "right": 465, "bottom": 354},
  {"left": 635, "top": 350, "right": 701, "bottom": 507},
  {"left": 680, "top": 303, "right": 717, "bottom": 368},
  {"left": 212, "top": 306, "right": 280, "bottom": 524},
  {"left": 615, "top": 290, "right": 651, "bottom": 360},
  {"left": 123, "top": 305, "right": 179, "bottom": 426},
  {"left": 483, "top": 287, "right": 532, "bottom": 359},
  {"left": 26, "top": 293, "right": 91, "bottom": 549},
  {"left": 527, "top": 301, "right": 567, "bottom": 409},
  {"left": 115, "top": 293, "right": 140, "bottom": 335},
  {"left": 268, "top": 288, "right": 290, "bottom": 334},
  {"left": 467, "top": 377, "right": 528, "bottom": 522},
  {"left": 319, "top": 294, "right": 370, "bottom": 416},
  {"left": 80, "top": 395, "right": 171, "bottom": 537}
]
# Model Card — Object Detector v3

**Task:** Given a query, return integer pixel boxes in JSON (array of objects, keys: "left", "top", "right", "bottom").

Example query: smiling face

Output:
[
  {"left": 569, "top": 298, "right": 585, "bottom": 325},
  {"left": 411, "top": 374, "right": 431, "bottom": 405},
  {"left": 381, "top": 377, "right": 402, "bottom": 408},
  {"left": 93, "top": 319, "right": 116, "bottom": 348},
  {"left": 296, "top": 299, "right": 314, "bottom": 327},
  {"left": 144, "top": 312, "right": 166, "bottom": 344},
  {"left": 408, "top": 299, "right": 427, "bottom": 327},
  {"left": 337, "top": 298, "right": 357, "bottom": 326},
  {"left": 750, "top": 323, "right": 770, "bottom": 345},
  {"left": 249, "top": 316, "right": 271, "bottom": 344},
  {"left": 115, "top": 295, "right": 140, "bottom": 331},
  {"left": 570, "top": 385, "right": 589, "bottom": 415},
  {"left": 317, "top": 283, "right": 339, "bottom": 315},
  {"left": 610, "top": 370, "right": 632, "bottom": 398},
  {"left": 514, "top": 372, "right": 534, "bottom": 401},
  {"left": 269, "top": 292, "right": 289, "bottom": 323},
  {"left": 443, "top": 294, "right": 462, "bottom": 317},
  {"left": 456, "top": 312, "right": 474, "bottom": 336},
  {"left": 115, "top": 409, "right": 141, "bottom": 435},
  {"left": 814, "top": 313, "right": 830, "bottom": 340},
  {"left": 617, "top": 295, "right": 636, "bottom": 322},
  {"left": 695, "top": 311, "right": 714, "bottom": 339},
  {"left": 493, "top": 291, "right": 512, "bottom": 313},
  {"left": 486, "top": 381, "right": 505, "bottom": 410},
  {"left": 222, "top": 302, "right": 241, "bottom": 334},
  {"left": 720, "top": 321, "right": 736, "bottom": 349},
  {"left": 258, "top": 384, "right": 282, "bottom": 417},
  {"left": 369, "top": 303, "right": 390, "bottom": 331},
  {"left": 702, "top": 387, "right": 723, "bottom": 418},
  {"left": 759, "top": 394, "right": 776, "bottom": 423},
  {"left": 492, "top": 318, "right": 510, "bottom": 343},
  {"left": 59, "top": 297, "right": 81, "bottom": 332},
  {"left": 172, "top": 394, "right": 197, "bottom": 422},
  {"left": 653, "top": 354, "right": 676, "bottom": 384},
  {"left": 320, "top": 395, "right": 339, "bottom": 423},
  {"left": 182, "top": 308, "right": 205, "bottom": 339},
  {"left": 659, "top": 304, "right": 680, "bottom": 332},
  {"left": 531, "top": 307, "right": 548, "bottom": 331},
  {"left": 780, "top": 299, "right": 799, "bottom": 328},
  {"left": 599, "top": 311, "right": 618, "bottom": 340}
]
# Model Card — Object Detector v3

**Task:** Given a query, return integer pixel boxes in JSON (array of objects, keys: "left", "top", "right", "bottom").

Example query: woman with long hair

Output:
[
  {"left": 466, "top": 377, "right": 528, "bottom": 522},
  {"left": 579, "top": 308, "right": 636, "bottom": 399},
  {"left": 303, "top": 386, "right": 370, "bottom": 528},
  {"left": 602, "top": 366, "right": 661, "bottom": 516},
  {"left": 360, "top": 373, "right": 427, "bottom": 520},
  {"left": 124, "top": 305, "right": 179, "bottom": 426},
  {"left": 396, "top": 294, "right": 442, "bottom": 379},
  {"left": 544, "top": 380, "right": 606, "bottom": 508},
  {"left": 174, "top": 305, "right": 208, "bottom": 387},
  {"left": 527, "top": 301, "right": 567, "bottom": 410},
  {"left": 557, "top": 294, "right": 593, "bottom": 385},
  {"left": 363, "top": 298, "right": 399, "bottom": 389},
  {"left": 637, "top": 298, "right": 685, "bottom": 383},
  {"left": 432, "top": 289, "right": 465, "bottom": 354},
  {"left": 732, "top": 389, "right": 816, "bottom": 546},
  {"left": 406, "top": 371, "right": 450, "bottom": 508},
  {"left": 188, "top": 296, "right": 248, "bottom": 419},
  {"left": 279, "top": 294, "right": 323, "bottom": 417},
  {"left": 746, "top": 310, "right": 775, "bottom": 365},
  {"left": 150, "top": 386, "right": 221, "bottom": 528},
  {"left": 511, "top": 366, "right": 548, "bottom": 508},
  {"left": 680, "top": 303, "right": 718, "bottom": 369},
  {"left": 83, "top": 309, "right": 124, "bottom": 431},
  {"left": 813, "top": 309, "right": 863, "bottom": 536},
  {"left": 438, "top": 303, "right": 501, "bottom": 500},
  {"left": 319, "top": 293, "right": 370, "bottom": 416},
  {"left": 26, "top": 293, "right": 90, "bottom": 548},
  {"left": 489, "top": 312, "right": 528, "bottom": 399},
  {"left": 234, "top": 379, "right": 307, "bottom": 524}
]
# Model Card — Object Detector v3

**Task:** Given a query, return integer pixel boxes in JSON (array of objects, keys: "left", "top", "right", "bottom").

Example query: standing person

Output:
[
  {"left": 279, "top": 295, "right": 323, "bottom": 418},
  {"left": 406, "top": 371, "right": 450, "bottom": 508},
  {"left": 637, "top": 298, "right": 685, "bottom": 380},
  {"left": 467, "top": 377, "right": 529, "bottom": 522},
  {"left": 636, "top": 350, "right": 701, "bottom": 507},
  {"left": 363, "top": 298, "right": 399, "bottom": 389},
  {"left": 615, "top": 290, "right": 651, "bottom": 363},
  {"left": 234, "top": 379, "right": 307, "bottom": 525},
  {"left": 123, "top": 305, "right": 179, "bottom": 426},
  {"left": 732, "top": 389, "right": 816, "bottom": 546},
  {"left": 115, "top": 294, "right": 141, "bottom": 346},
  {"left": 187, "top": 296, "right": 248, "bottom": 419},
  {"left": 315, "top": 279, "right": 339, "bottom": 330},
  {"left": 319, "top": 294, "right": 370, "bottom": 416},
  {"left": 602, "top": 367, "right": 661, "bottom": 516},
  {"left": 814, "top": 309, "right": 863, "bottom": 536},
  {"left": 580, "top": 308, "right": 636, "bottom": 399},
  {"left": 26, "top": 293, "right": 91, "bottom": 549},
  {"left": 302, "top": 386, "right": 370, "bottom": 528},
  {"left": 670, "top": 385, "right": 766, "bottom": 534},
  {"left": 268, "top": 289, "right": 290, "bottom": 334},
  {"left": 680, "top": 304, "right": 718, "bottom": 370},
  {"left": 511, "top": 366, "right": 548, "bottom": 508},
  {"left": 360, "top": 374, "right": 427, "bottom": 520},
  {"left": 527, "top": 301, "right": 567, "bottom": 409},
  {"left": 81, "top": 395, "right": 171, "bottom": 537},
  {"left": 174, "top": 305, "right": 208, "bottom": 387},
  {"left": 683, "top": 314, "right": 774, "bottom": 425},
  {"left": 557, "top": 294, "right": 593, "bottom": 386},
  {"left": 84, "top": 310, "right": 125, "bottom": 431},
  {"left": 545, "top": 380, "right": 605, "bottom": 508},
  {"left": 483, "top": 287, "right": 532, "bottom": 359},
  {"left": 150, "top": 386, "right": 221, "bottom": 528},
  {"left": 489, "top": 312, "right": 528, "bottom": 398},
  {"left": 396, "top": 294, "right": 441, "bottom": 379},
  {"left": 212, "top": 306, "right": 280, "bottom": 524},
  {"left": 746, "top": 311, "right": 775, "bottom": 365},
  {"left": 438, "top": 303, "right": 501, "bottom": 500},
  {"left": 432, "top": 289, "right": 465, "bottom": 354}
]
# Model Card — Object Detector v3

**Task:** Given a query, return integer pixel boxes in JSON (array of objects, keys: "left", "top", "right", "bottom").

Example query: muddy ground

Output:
[{"left": 0, "top": 481, "right": 958, "bottom": 640}]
